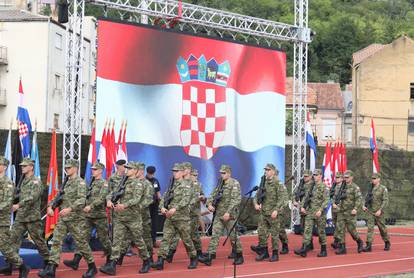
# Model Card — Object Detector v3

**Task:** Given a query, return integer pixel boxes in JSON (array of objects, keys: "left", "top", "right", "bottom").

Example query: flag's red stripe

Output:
[{"left": 97, "top": 20, "right": 286, "bottom": 95}]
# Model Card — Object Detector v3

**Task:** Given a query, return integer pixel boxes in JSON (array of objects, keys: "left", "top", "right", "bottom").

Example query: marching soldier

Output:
[
  {"left": 63, "top": 162, "right": 112, "bottom": 270},
  {"left": 99, "top": 162, "right": 151, "bottom": 275},
  {"left": 278, "top": 177, "right": 290, "bottom": 255},
  {"left": 362, "top": 173, "right": 390, "bottom": 252},
  {"left": 330, "top": 172, "right": 343, "bottom": 249},
  {"left": 199, "top": 165, "right": 244, "bottom": 266},
  {"left": 38, "top": 159, "right": 97, "bottom": 278},
  {"left": 251, "top": 164, "right": 287, "bottom": 262},
  {"left": 10, "top": 158, "right": 50, "bottom": 265},
  {"left": 152, "top": 163, "right": 198, "bottom": 270},
  {"left": 146, "top": 166, "right": 161, "bottom": 247},
  {"left": 294, "top": 169, "right": 329, "bottom": 257},
  {"left": 0, "top": 156, "right": 30, "bottom": 278},
  {"left": 333, "top": 170, "right": 364, "bottom": 255}
]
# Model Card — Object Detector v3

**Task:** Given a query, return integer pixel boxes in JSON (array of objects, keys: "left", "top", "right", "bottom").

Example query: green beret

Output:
[
  {"left": 91, "top": 162, "right": 105, "bottom": 170},
  {"left": 64, "top": 158, "right": 79, "bottom": 168},
  {"left": 182, "top": 162, "right": 192, "bottom": 170},
  {"left": 219, "top": 165, "right": 231, "bottom": 173},
  {"left": 20, "top": 157, "right": 35, "bottom": 167},
  {"left": 0, "top": 156, "right": 9, "bottom": 166}
]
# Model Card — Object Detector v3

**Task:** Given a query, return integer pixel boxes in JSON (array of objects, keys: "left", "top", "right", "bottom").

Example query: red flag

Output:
[
  {"left": 370, "top": 118, "right": 380, "bottom": 173},
  {"left": 322, "top": 142, "right": 332, "bottom": 188},
  {"left": 98, "top": 121, "right": 108, "bottom": 179},
  {"left": 105, "top": 121, "right": 116, "bottom": 177},
  {"left": 341, "top": 143, "right": 347, "bottom": 172},
  {"left": 121, "top": 121, "right": 128, "bottom": 161},
  {"left": 45, "top": 130, "right": 59, "bottom": 239}
]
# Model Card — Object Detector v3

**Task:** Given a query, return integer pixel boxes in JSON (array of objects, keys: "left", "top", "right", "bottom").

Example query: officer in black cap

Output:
[{"left": 146, "top": 166, "right": 161, "bottom": 246}]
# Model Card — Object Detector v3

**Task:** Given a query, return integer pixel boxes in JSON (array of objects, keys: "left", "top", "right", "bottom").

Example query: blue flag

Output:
[
  {"left": 4, "top": 125, "right": 12, "bottom": 179},
  {"left": 16, "top": 79, "right": 32, "bottom": 157},
  {"left": 31, "top": 129, "right": 40, "bottom": 178}
]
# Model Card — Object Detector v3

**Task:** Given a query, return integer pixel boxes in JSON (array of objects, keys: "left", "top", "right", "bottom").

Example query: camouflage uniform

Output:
[
  {"left": 10, "top": 159, "right": 49, "bottom": 262},
  {"left": 139, "top": 176, "right": 154, "bottom": 255},
  {"left": 365, "top": 173, "right": 389, "bottom": 247},
  {"left": 0, "top": 162, "right": 24, "bottom": 268},
  {"left": 330, "top": 172, "right": 343, "bottom": 247},
  {"left": 334, "top": 170, "right": 363, "bottom": 253},
  {"left": 278, "top": 183, "right": 290, "bottom": 247},
  {"left": 206, "top": 170, "right": 242, "bottom": 255}
]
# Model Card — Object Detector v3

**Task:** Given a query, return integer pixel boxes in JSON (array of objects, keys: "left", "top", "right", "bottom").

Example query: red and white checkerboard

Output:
[
  {"left": 18, "top": 121, "right": 29, "bottom": 139},
  {"left": 180, "top": 82, "right": 226, "bottom": 160}
]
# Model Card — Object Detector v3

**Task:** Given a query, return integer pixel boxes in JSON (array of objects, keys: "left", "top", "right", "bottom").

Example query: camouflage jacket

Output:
[
  {"left": 367, "top": 184, "right": 389, "bottom": 213},
  {"left": 159, "top": 178, "right": 193, "bottom": 221},
  {"left": 190, "top": 179, "right": 204, "bottom": 217},
  {"left": 50, "top": 175, "right": 87, "bottom": 221},
  {"left": 16, "top": 175, "right": 44, "bottom": 222},
  {"left": 336, "top": 182, "right": 363, "bottom": 215},
  {"left": 108, "top": 173, "right": 123, "bottom": 193},
  {"left": 306, "top": 181, "right": 329, "bottom": 215},
  {"left": 85, "top": 178, "right": 109, "bottom": 219},
  {"left": 115, "top": 177, "right": 145, "bottom": 221},
  {"left": 253, "top": 176, "right": 287, "bottom": 216},
  {"left": 0, "top": 175, "right": 14, "bottom": 227},
  {"left": 139, "top": 177, "right": 154, "bottom": 210},
  {"left": 208, "top": 177, "right": 241, "bottom": 218}
]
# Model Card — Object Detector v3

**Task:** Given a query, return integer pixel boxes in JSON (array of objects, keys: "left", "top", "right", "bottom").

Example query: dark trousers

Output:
[{"left": 149, "top": 202, "right": 159, "bottom": 244}]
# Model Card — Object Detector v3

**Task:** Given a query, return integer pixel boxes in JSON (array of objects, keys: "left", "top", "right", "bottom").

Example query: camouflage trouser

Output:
[
  {"left": 302, "top": 213, "right": 327, "bottom": 246},
  {"left": 207, "top": 216, "right": 242, "bottom": 254},
  {"left": 74, "top": 217, "right": 112, "bottom": 257},
  {"left": 332, "top": 211, "right": 338, "bottom": 239},
  {"left": 0, "top": 226, "right": 23, "bottom": 267},
  {"left": 257, "top": 213, "right": 280, "bottom": 251},
  {"left": 278, "top": 207, "right": 289, "bottom": 245},
  {"left": 366, "top": 212, "right": 389, "bottom": 243},
  {"left": 158, "top": 218, "right": 196, "bottom": 259},
  {"left": 336, "top": 213, "right": 360, "bottom": 244},
  {"left": 168, "top": 214, "right": 202, "bottom": 252},
  {"left": 141, "top": 209, "right": 153, "bottom": 255},
  {"left": 49, "top": 217, "right": 95, "bottom": 265},
  {"left": 110, "top": 217, "right": 149, "bottom": 261},
  {"left": 10, "top": 220, "right": 50, "bottom": 260}
]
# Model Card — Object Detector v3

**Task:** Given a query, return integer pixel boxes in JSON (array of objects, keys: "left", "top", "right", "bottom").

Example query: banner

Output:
[{"left": 96, "top": 20, "right": 286, "bottom": 195}]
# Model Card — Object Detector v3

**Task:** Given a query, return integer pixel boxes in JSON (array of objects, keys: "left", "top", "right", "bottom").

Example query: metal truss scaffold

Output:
[{"left": 64, "top": 0, "right": 310, "bottom": 203}]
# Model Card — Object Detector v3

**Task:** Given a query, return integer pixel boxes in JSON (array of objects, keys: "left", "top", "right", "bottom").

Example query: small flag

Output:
[
  {"left": 4, "top": 121, "right": 12, "bottom": 179},
  {"left": 85, "top": 121, "right": 97, "bottom": 184},
  {"left": 45, "top": 130, "right": 59, "bottom": 239},
  {"left": 306, "top": 112, "right": 317, "bottom": 171},
  {"left": 322, "top": 142, "right": 332, "bottom": 188},
  {"left": 16, "top": 79, "right": 32, "bottom": 157},
  {"left": 31, "top": 127, "right": 40, "bottom": 179},
  {"left": 370, "top": 118, "right": 380, "bottom": 173},
  {"left": 98, "top": 120, "right": 108, "bottom": 179}
]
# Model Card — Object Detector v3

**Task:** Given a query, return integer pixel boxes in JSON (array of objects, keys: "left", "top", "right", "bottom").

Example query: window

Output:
[
  {"left": 55, "top": 33, "right": 63, "bottom": 49},
  {"left": 53, "top": 113, "right": 60, "bottom": 130},
  {"left": 409, "top": 117, "right": 414, "bottom": 134},
  {"left": 346, "top": 127, "right": 352, "bottom": 143},
  {"left": 410, "top": 83, "right": 414, "bottom": 100},
  {"left": 322, "top": 119, "right": 336, "bottom": 139},
  {"left": 54, "top": 74, "right": 61, "bottom": 89}
]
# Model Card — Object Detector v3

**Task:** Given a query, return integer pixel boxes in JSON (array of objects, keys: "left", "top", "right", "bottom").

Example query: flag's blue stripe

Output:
[
  {"left": 306, "top": 132, "right": 317, "bottom": 156},
  {"left": 97, "top": 142, "right": 285, "bottom": 197}
]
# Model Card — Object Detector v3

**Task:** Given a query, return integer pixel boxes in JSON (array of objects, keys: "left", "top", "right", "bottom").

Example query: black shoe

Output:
[
  {"left": 331, "top": 238, "right": 339, "bottom": 249},
  {"left": 99, "top": 260, "right": 116, "bottom": 276},
  {"left": 228, "top": 250, "right": 236, "bottom": 259},
  {"left": 384, "top": 241, "right": 391, "bottom": 251},
  {"left": 280, "top": 243, "right": 289, "bottom": 255},
  {"left": 37, "top": 263, "right": 56, "bottom": 278},
  {"left": 153, "top": 257, "right": 164, "bottom": 270},
  {"left": 335, "top": 243, "right": 346, "bottom": 255},
  {"left": 294, "top": 244, "right": 307, "bottom": 257},
  {"left": 139, "top": 259, "right": 151, "bottom": 274},
  {"left": 18, "top": 264, "right": 30, "bottom": 278},
  {"left": 357, "top": 239, "right": 364, "bottom": 253},
  {"left": 188, "top": 257, "right": 198, "bottom": 269},
  {"left": 0, "top": 263, "right": 12, "bottom": 275},
  {"left": 63, "top": 254, "right": 82, "bottom": 270},
  {"left": 269, "top": 250, "right": 279, "bottom": 262},
  {"left": 233, "top": 253, "right": 244, "bottom": 265},
  {"left": 117, "top": 252, "right": 126, "bottom": 266},
  {"left": 83, "top": 262, "right": 97, "bottom": 278},
  {"left": 165, "top": 249, "right": 176, "bottom": 263},
  {"left": 255, "top": 247, "right": 269, "bottom": 261},
  {"left": 363, "top": 242, "right": 372, "bottom": 252},
  {"left": 250, "top": 244, "right": 260, "bottom": 254},
  {"left": 196, "top": 250, "right": 203, "bottom": 258},
  {"left": 317, "top": 245, "right": 327, "bottom": 257},
  {"left": 307, "top": 240, "right": 314, "bottom": 251},
  {"left": 198, "top": 253, "right": 213, "bottom": 266}
]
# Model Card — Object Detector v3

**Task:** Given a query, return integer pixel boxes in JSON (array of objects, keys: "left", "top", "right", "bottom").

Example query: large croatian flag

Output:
[{"left": 96, "top": 20, "right": 286, "bottom": 196}]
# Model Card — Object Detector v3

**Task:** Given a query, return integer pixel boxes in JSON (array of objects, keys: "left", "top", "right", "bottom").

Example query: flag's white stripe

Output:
[{"left": 96, "top": 77, "right": 285, "bottom": 152}]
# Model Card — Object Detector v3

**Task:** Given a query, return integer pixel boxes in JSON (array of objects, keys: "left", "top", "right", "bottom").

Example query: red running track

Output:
[{"left": 21, "top": 227, "right": 414, "bottom": 277}]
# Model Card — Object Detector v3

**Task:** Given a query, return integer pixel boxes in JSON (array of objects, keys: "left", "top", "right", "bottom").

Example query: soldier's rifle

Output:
[
  {"left": 330, "top": 180, "right": 337, "bottom": 200},
  {"left": 85, "top": 177, "right": 96, "bottom": 201},
  {"left": 211, "top": 178, "right": 224, "bottom": 208},
  {"left": 110, "top": 175, "right": 128, "bottom": 204},
  {"left": 13, "top": 174, "right": 25, "bottom": 204},
  {"left": 302, "top": 178, "right": 315, "bottom": 210},
  {"left": 364, "top": 182, "right": 374, "bottom": 208},
  {"left": 163, "top": 177, "right": 175, "bottom": 209},
  {"left": 50, "top": 176, "right": 69, "bottom": 210},
  {"left": 294, "top": 178, "right": 306, "bottom": 202},
  {"left": 334, "top": 181, "right": 347, "bottom": 206},
  {"left": 256, "top": 174, "right": 266, "bottom": 205}
]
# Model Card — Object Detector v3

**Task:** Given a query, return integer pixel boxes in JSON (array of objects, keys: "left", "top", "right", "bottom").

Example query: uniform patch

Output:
[{"left": 7, "top": 184, "right": 13, "bottom": 188}]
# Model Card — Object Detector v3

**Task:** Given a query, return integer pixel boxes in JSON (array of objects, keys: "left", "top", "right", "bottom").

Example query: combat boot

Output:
[
  {"left": 37, "top": 263, "right": 56, "bottom": 278},
  {"left": 0, "top": 263, "right": 12, "bottom": 275},
  {"left": 331, "top": 238, "right": 339, "bottom": 249},
  {"left": 335, "top": 243, "right": 346, "bottom": 255},
  {"left": 165, "top": 249, "right": 176, "bottom": 263},
  {"left": 384, "top": 241, "right": 391, "bottom": 251},
  {"left": 356, "top": 239, "right": 364, "bottom": 253},
  {"left": 99, "top": 260, "right": 116, "bottom": 276},
  {"left": 196, "top": 249, "right": 203, "bottom": 259},
  {"left": 63, "top": 253, "right": 82, "bottom": 270},
  {"left": 18, "top": 264, "right": 30, "bottom": 278},
  {"left": 227, "top": 250, "right": 236, "bottom": 259},
  {"left": 363, "top": 242, "right": 372, "bottom": 252},
  {"left": 139, "top": 259, "right": 151, "bottom": 273},
  {"left": 255, "top": 247, "right": 269, "bottom": 261},
  {"left": 198, "top": 253, "right": 213, "bottom": 266},
  {"left": 280, "top": 243, "right": 289, "bottom": 254},
  {"left": 153, "top": 257, "right": 164, "bottom": 270},
  {"left": 117, "top": 252, "right": 126, "bottom": 266},
  {"left": 294, "top": 244, "right": 307, "bottom": 257},
  {"left": 307, "top": 239, "right": 314, "bottom": 251},
  {"left": 82, "top": 262, "right": 97, "bottom": 278},
  {"left": 250, "top": 244, "right": 260, "bottom": 254},
  {"left": 233, "top": 252, "right": 244, "bottom": 265},
  {"left": 187, "top": 257, "right": 198, "bottom": 269},
  {"left": 269, "top": 250, "right": 279, "bottom": 262},
  {"left": 317, "top": 245, "right": 327, "bottom": 257}
]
